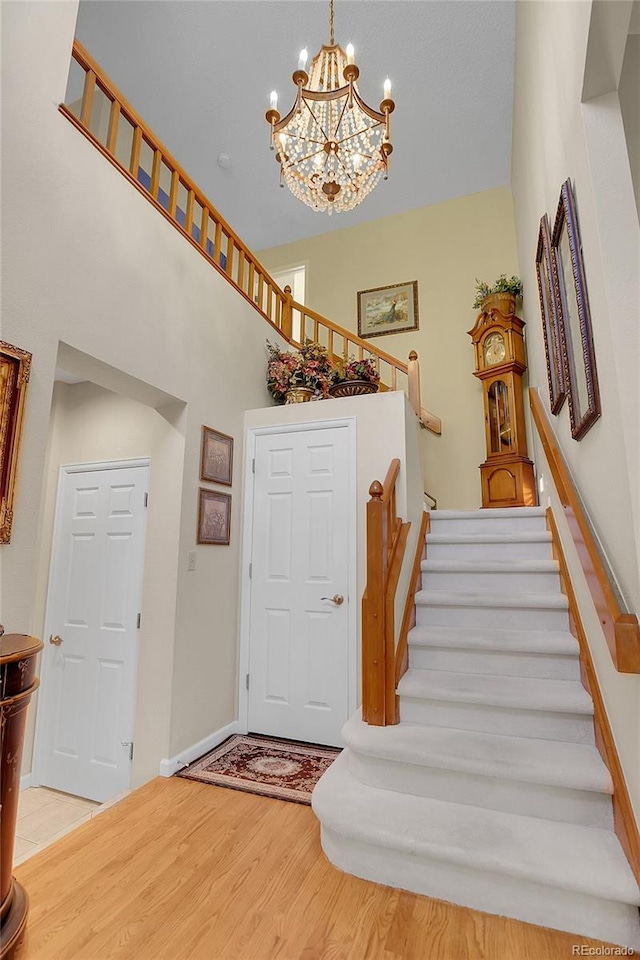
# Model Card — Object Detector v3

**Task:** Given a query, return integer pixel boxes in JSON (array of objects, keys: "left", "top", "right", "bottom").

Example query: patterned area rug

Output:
[{"left": 177, "top": 734, "right": 340, "bottom": 805}]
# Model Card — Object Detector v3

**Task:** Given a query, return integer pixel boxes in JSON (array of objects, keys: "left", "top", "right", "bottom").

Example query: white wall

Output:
[
  {"left": 511, "top": 0, "right": 640, "bottom": 819},
  {"left": 1, "top": 1, "right": 288, "bottom": 780}
]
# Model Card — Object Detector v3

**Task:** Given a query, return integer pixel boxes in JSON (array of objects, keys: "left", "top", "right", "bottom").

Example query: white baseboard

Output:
[
  {"left": 158, "top": 721, "right": 242, "bottom": 778},
  {"left": 20, "top": 773, "right": 32, "bottom": 791}
]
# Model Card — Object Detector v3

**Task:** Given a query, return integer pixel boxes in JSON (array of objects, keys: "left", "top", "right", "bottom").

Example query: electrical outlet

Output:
[{"left": 187, "top": 551, "right": 196, "bottom": 572}]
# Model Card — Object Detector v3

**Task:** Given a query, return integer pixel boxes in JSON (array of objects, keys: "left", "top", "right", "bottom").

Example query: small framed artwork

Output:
[
  {"left": 535, "top": 214, "right": 566, "bottom": 415},
  {"left": 197, "top": 489, "right": 231, "bottom": 545},
  {"left": 200, "top": 426, "right": 233, "bottom": 486},
  {"left": 551, "top": 179, "right": 601, "bottom": 440},
  {"left": 357, "top": 281, "right": 419, "bottom": 340},
  {"left": 1, "top": 340, "right": 32, "bottom": 544}
]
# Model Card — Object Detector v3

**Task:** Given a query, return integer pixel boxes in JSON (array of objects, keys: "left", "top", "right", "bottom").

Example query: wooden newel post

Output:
[
  {"left": 0, "top": 632, "right": 43, "bottom": 959},
  {"left": 407, "top": 350, "right": 420, "bottom": 419},
  {"left": 362, "top": 481, "right": 387, "bottom": 725},
  {"left": 281, "top": 285, "right": 293, "bottom": 341}
]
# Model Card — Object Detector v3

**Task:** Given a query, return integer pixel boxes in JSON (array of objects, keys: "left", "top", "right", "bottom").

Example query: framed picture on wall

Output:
[
  {"left": 357, "top": 281, "right": 419, "bottom": 340},
  {"left": 200, "top": 426, "right": 233, "bottom": 486},
  {"left": 535, "top": 214, "right": 566, "bottom": 415},
  {"left": 551, "top": 179, "right": 601, "bottom": 440},
  {"left": 1, "top": 340, "right": 32, "bottom": 544},
  {"left": 197, "top": 489, "right": 231, "bottom": 545}
]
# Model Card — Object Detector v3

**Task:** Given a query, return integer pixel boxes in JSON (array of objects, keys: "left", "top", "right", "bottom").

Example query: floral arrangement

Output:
[
  {"left": 266, "top": 340, "right": 333, "bottom": 403},
  {"left": 331, "top": 356, "right": 380, "bottom": 385},
  {"left": 473, "top": 274, "right": 522, "bottom": 310}
]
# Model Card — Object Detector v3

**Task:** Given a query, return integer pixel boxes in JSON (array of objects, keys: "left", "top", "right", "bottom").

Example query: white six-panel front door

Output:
[
  {"left": 248, "top": 426, "right": 351, "bottom": 747},
  {"left": 36, "top": 461, "right": 148, "bottom": 802}
]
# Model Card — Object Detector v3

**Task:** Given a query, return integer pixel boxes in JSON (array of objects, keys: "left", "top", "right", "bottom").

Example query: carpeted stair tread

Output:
[
  {"left": 407, "top": 625, "right": 579, "bottom": 656},
  {"left": 312, "top": 751, "right": 640, "bottom": 906},
  {"left": 430, "top": 507, "right": 547, "bottom": 520},
  {"left": 398, "top": 668, "right": 594, "bottom": 714},
  {"left": 342, "top": 714, "right": 612, "bottom": 794},
  {"left": 421, "top": 559, "right": 560, "bottom": 574},
  {"left": 427, "top": 531, "right": 552, "bottom": 544},
  {"left": 414, "top": 589, "right": 569, "bottom": 610}
]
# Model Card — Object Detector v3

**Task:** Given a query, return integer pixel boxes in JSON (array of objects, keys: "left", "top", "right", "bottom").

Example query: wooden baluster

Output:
[
  {"left": 106, "top": 99, "right": 120, "bottom": 155},
  {"left": 200, "top": 206, "right": 209, "bottom": 251},
  {"left": 362, "top": 480, "right": 387, "bottom": 725},
  {"left": 256, "top": 273, "right": 263, "bottom": 310},
  {"left": 150, "top": 149, "right": 162, "bottom": 200},
  {"left": 80, "top": 69, "right": 96, "bottom": 129},
  {"left": 168, "top": 169, "right": 178, "bottom": 218},
  {"left": 248, "top": 261, "right": 255, "bottom": 305},
  {"left": 281, "top": 286, "right": 293, "bottom": 340},
  {"left": 237, "top": 253, "right": 245, "bottom": 292},
  {"left": 408, "top": 350, "right": 420, "bottom": 418},
  {"left": 226, "top": 236, "right": 234, "bottom": 277},
  {"left": 130, "top": 127, "right": 142, "bottom": 179},
  {"left": 390, "top": 364, "right": 397, "bottom": 391},
  {"left": 213, "top": 222, "right": 222, "bottom": 267},
  {"left": 313, "top": 318, "right": 319, "bottom": 343},
  {"left": 185, "top": 189, "right": 195, "bottom": 237}
]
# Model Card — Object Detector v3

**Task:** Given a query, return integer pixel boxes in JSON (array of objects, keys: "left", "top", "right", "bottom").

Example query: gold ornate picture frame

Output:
[
  {"left": 357, "top": 281, "right": 419, "bottom": 340},
  {"left": 1, "top": 341, "right": 32, "bottom": 543},
  {"left": 200, "top": 426, "right": 233, "bottom": 486},
  {"left": 197, "top": 489, "right": 231, "bottom": 545}
]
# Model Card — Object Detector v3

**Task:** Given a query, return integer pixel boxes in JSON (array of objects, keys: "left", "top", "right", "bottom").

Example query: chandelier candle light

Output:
[{"left": 265, "top": 0, "right": 395, "bottom": 214}]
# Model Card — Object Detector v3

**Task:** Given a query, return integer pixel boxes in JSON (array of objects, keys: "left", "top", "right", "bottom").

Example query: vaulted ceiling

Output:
[{"left": 75, "top": 1, "right": 515, "bottom": 251}]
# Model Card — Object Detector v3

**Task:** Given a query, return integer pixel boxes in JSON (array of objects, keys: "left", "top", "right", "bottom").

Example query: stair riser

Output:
[
  {"left": 320, "top": 827, "right": 640, "bottom": 950},
  {"left": 347, "top": 753, "right": 613, "bottom": 829},
  {"left": 399, "top": 697, "right": 594, "bottom": 744},
  {"left": 427, "top": 540, "right": 552, "bottom": 561},
  {"left": 408, "top": 645, "right": 581, "bottom": 681},
  {"left": 430, "top": 517, "right": 548, "bottom": 535},
  {"left": 421, "top": 570, "right": 560, "bottom": 593},
  {"left": 415, "top": 603, "right": 569, "bottom": 631}
]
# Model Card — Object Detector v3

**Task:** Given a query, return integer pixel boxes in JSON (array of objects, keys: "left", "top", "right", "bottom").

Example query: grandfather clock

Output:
[{"left": 468, "top": 295, "right": 537, "bottom": 508}]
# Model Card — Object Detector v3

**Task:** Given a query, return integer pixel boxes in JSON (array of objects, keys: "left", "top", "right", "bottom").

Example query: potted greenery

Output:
[
  {"left": 473, "top": 274, "right": 522, "bottom": 315},
  {"left": 328, "top": 356, "right": 380, "bottom": 398},
  {"left": 266, "top": 340, "right": 333, "bottom": 403}
]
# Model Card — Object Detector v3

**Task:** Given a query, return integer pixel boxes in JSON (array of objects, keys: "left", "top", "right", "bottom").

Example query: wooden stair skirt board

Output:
[{"left": 313, "top": 506, "right": 640, "bottom": 949}]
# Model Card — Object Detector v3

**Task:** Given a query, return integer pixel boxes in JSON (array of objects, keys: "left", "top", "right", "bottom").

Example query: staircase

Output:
[{"left": 313, "top": 506, "right": 640, "bottom": 948}]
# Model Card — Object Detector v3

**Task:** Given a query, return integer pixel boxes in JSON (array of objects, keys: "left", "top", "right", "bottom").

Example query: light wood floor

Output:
[{"left": 14, "top": 776, "right": 613, "bottom": 960}]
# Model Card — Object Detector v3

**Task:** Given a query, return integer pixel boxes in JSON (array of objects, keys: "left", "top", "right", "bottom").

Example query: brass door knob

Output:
[
  {"left": 49, "top": 634, "right": 64, "bottom": 646},
  {"left": 320, "top": 595, "right": 344, "bottom": 606}
]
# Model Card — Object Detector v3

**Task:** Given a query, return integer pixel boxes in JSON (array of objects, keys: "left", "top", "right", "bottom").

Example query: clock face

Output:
[{"left": 483, "top": 332, "right": 506, "bottom": 366}]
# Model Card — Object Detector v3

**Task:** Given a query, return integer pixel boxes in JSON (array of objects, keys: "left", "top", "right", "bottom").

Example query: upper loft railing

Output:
[{"left": 60, "top": 41, "right": 441, "bottom": 435}]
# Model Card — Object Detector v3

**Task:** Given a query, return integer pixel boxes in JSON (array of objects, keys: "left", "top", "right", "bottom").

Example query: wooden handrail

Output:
[
  {"left": 529, "top": 388, "right": 640, "bottom": 673},
  {"left": 362, "top": 460, "right": 410, "bottom": 726},
  {"left": 546, "top": 510, "right": 640, "bottom": 882},
  {"left": 395, "top": 510, "right": 430, "bottom": 686},
  {"left": 60, "top": 40, "right": 441, "bottom": 433}
]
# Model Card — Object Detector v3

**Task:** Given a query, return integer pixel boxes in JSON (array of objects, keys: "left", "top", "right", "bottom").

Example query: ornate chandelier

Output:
[{"left": 265, "top": 0, "right": 395, "bottom": 214}]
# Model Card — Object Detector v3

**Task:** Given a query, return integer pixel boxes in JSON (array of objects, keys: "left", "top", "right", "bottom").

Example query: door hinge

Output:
[
  {"left": 249, "top": 562, "right": 252, "bottom": 580},
  {"left": 121, "top": 741, "right": 134, "bottom": 761},
  {"left": 246, "top": 673, "right": 250, "bottom": 690},
  {"left": 137, "top": 613, "right": 141, "bottom": 628},
  {"left": 252, "top": 458, "right": 255, "bottom": 474},
  {"left": 144, "top": 492, "right": 148, "bottom": 507}
]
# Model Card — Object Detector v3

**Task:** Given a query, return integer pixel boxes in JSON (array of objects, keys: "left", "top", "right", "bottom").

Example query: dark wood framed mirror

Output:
[
  {"left": 535, "top": 214, "right": 566, "bottom": 415},
  {"left": 551, "top": 179, "right": 601, "bottom": 440}
]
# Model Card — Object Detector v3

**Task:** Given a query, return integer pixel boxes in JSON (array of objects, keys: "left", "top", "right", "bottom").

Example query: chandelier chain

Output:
[{"left": 329, "top": 0, "right": 335, "bottom": 46}]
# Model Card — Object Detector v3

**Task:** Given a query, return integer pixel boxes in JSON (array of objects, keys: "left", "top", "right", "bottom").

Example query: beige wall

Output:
[
  {"left": 511, "top": 0, "right": 639, "bottom": 820},
  {"left": 258, "top": 187, "right": 521, "bottom": 510},
  {"left": 1, "top": 1, "right": 288, "bottom": 780}
]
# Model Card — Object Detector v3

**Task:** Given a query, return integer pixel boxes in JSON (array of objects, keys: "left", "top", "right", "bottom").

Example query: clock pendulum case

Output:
[{"left": 468, "top": 295, "right": 538, "bottom": 508}]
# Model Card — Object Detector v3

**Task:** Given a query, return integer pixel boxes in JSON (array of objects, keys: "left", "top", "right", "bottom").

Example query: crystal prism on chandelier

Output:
[{"left": 265, "top": 0, "right": 395, "bottom": 214}]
